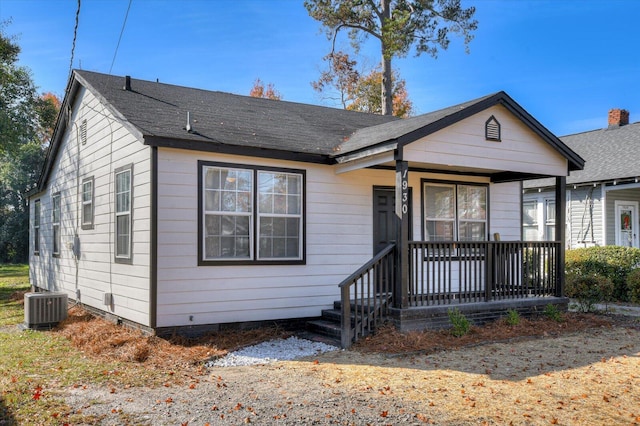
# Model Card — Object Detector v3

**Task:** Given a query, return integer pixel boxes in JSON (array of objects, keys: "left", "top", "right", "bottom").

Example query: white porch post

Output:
[{"left": 394, "top": 159, "right": 409, "bottom": 309}]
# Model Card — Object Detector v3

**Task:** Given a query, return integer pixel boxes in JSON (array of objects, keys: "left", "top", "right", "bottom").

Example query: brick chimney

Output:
[{"left": 608, "top": 108, "right": 629, "bottom": 128}]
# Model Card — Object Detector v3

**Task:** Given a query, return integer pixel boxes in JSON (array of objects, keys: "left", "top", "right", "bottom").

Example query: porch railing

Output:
[
  {"left": 408, "top": 241, "right": 560, "bottom": 305},
  {"left": 338, "top": 243, "right": 395, "bottom": 349}
]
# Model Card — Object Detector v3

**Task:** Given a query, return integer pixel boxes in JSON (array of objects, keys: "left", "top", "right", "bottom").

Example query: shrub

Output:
[
  {"left": 565, "top": 246, "right": 640, "bottom": 302},
  {"left": 626, "top": 268, "right": 640, "bottom": 304},
  {"left": 447, "top": 308, "right": 470, "bottom": 337},
  {"left": 505, "top": 309, "right": 520, "bottom": 326},
  {"left": 565, "top": 272, "right": 614, "bottom": 312},
  {"left": 542, "top": 304, "right": 563, "bottom": 322}
]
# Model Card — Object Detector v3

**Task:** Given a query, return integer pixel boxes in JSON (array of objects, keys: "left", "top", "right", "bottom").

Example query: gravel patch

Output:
[{"left": 206, "top": 336, "right": 339, "bottom": 367}]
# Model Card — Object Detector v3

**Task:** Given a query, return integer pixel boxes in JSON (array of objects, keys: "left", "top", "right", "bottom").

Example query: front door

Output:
[
  {"left": 615, "top": 201, "right": 639, "bottom": 247},
  {"left": 373, "top": 186, "right": 412, "bottom": 254}
]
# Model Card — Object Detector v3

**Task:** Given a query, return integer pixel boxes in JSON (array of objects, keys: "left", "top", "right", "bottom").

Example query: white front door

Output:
[{"left": 615, "top": 201, "right": 639, "bottom": 248}]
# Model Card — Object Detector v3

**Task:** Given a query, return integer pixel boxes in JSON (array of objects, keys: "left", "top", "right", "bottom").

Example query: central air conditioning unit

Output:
[{"left": 24, "top": 292, "right": 68, "bottom": 329}]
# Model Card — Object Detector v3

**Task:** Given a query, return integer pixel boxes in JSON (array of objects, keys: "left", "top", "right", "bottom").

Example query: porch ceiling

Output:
[{"left": 335, "top": 154, "right": 553, "bottom": 183}]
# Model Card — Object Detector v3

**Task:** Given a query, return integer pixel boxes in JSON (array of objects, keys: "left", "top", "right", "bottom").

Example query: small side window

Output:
[
  {"left": 81, "top": 176, "right": 94, "bottom": 229},
  {"left": 52, "top": 192, "right": 61, "bottom": 257},
  {"left": 34, "top": 200, "right": 41, "bottom": 254}
]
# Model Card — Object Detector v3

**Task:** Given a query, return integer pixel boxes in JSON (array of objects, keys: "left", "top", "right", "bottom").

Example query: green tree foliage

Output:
[
  {"left": 313, "top": 51, "right": 413, "bottom": 117},
  {"left": 305, "top": 0, "right": 477, "bottom": 115},
  {"left": 0, "top": 23, "right": 59, "bottom": 263}
]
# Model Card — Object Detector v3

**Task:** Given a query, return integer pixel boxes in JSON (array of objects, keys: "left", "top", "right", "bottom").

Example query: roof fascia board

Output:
[
  {"left": 144, "top": 136, "right": 332, "bottom": 165},
  {"left": 334, "top": 149, "right": 396, "bottom": 174}
]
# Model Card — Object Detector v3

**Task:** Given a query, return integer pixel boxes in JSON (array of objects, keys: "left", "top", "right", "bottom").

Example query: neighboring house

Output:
[
  {"left": 29, "top": 70, "right": 583, "bottom": 346},
  {"left": 524, "top": 109, "right": 640, "bottom": 249}
]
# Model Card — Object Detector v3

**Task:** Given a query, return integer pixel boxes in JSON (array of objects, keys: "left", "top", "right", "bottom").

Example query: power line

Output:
[
  {"left": 68, "top": 0, "right": 81, "bottom": 80},
  {"left": 109, "top": 0, "right": 133, "bottom": 75}
]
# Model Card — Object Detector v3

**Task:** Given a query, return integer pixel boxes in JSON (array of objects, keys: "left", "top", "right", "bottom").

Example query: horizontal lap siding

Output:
[
  {"left": 29, "top": 87, "right": 152, "bottom": 326},
  {"left": 489, "top": 182, "right": 522, "bottom": 240},
  {"left": 403, "top": 105, "right": 568, "bottom": 176},
  {"left": 569, "top": 186, "right": 603, "bottom": 247},
  {"left": 155, "top": 148, "right": 513, "bottom": 328},
  {"left": 156, "top": 149, "right": 402, "bottom": 327}
]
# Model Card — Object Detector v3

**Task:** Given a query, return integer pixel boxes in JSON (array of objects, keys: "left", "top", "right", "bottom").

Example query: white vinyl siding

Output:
[
  {"left": 403, "top": 104, "right": 569, "bottom": 177},
  {"left": 158, "top": 149, "right": 514, "bottom": 328},
  {"left": 28, "top": 85, "right": 151, "bottom": 326}
]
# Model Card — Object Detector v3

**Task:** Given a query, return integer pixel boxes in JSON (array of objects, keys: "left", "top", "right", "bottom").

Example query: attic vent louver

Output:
[
  {"left": 485, "top": 115, "right": 501, "bottom": 141},
  {"left": 80, "top": 119, "right": 87, "bottom": 145}
]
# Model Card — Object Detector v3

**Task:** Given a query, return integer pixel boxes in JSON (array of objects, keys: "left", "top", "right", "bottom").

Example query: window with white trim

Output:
[
  {"left": 423, "top": 182, "right": 487, "bottom": 242},
  {"left": 522, "top": 200, "right": 538, "bottom": 240},
  {"left": 545, "top": 199, "right": 556, "bottom": 241},
  {"left": 52, "top": 192, "right": 61, "bottom": 256},
  {"left": 115, "top": 165, "right": 132, "bottom": 261},
  {"left": 34, "top": 199, "right": 40, "bottom": 254},
  {"left": 200, "top": 162, "right": 304, "bottom": 264},
  {"left": 81, "top": 176, "right": 94, "bottom": 229}
]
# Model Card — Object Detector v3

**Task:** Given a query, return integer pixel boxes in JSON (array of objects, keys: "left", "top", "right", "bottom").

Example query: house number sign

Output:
[{"left": 396, "top": 161, "right": 409, "bottom": 218}]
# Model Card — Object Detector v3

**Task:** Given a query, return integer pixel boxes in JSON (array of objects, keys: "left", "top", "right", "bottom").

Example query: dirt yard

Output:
[{"left": 54, "top": 311, "right": 640, "bottom": 425}]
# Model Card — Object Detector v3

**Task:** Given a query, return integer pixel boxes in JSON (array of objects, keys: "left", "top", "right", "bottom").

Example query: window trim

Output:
[
  {"left": 81, "top": 176, "right": 95, "bottom": 230},
  {"left": 114, "top": 164, "right": 133, "bottom": 264},
  {"left": 198, "top": 160, "right": 306, "bottom": 266},
  {"left": 421, "top": 179, "right": 489, "bottom": 243},
  {"left": 34, "top": 199, "right": 40, "bottom": 255},
  {"left": 52, "top": 192, "right": 61, "bottom": 257}
]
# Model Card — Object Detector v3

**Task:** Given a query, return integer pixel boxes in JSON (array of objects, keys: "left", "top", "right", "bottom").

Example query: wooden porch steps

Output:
[{"left": 305, "top": 300, "right": 378, "bottom": 347}]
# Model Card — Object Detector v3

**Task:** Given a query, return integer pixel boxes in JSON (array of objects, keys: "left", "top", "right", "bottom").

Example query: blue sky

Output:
[{"left": 1, "top": 0, "right": 638, "bottom": 136}]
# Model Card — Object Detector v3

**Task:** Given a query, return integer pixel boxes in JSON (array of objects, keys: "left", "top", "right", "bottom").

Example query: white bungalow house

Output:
[
  {"left": 29, "top": 70, "right": 583, "bottom": 347},
  {"left": 524, "top": 109, "right": 640, "bottom": 249}
]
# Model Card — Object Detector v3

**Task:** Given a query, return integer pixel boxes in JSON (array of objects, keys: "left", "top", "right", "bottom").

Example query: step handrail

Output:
[{"left": 339, "top": 243, "right": 396, "bottom": 348}]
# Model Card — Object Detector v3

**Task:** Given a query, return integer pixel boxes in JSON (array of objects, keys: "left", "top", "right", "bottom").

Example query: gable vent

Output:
[
  {"left": 80, "top": 119, "right": 87, "bottom": 145},
  {"left": 485, "top": 115, "right": 501, "bottom": 141}
]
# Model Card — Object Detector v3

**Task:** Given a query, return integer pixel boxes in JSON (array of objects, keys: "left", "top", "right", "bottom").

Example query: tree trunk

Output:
[{"left": 380, "top": 0, "right": 393, "bottom": 116}]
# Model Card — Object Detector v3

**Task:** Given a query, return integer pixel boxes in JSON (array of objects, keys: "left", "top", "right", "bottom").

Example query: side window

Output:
[
  {"left": 52, "top": 192, "right": 61, "bottom": 257},
  {"left": 545, "top": 199, "right": 556, "bottom": 241},
  {"left": 34, "top": 200, "right": 41, "bottom": 254},
  {"left": 115, "top": 165, "right": 133, "bottom": 262},
  {"left": 522, "top": 200, "right": 539, "bottom": 241},
  {"left": 81, "top": 176, "right": 94, "bottom": 229}
]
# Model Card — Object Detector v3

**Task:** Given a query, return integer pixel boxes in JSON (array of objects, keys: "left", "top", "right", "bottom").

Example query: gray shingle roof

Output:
[
  {"left": 524, "top": 121, "right": 640, "bottom": 188},
  {"left": 75, "top": 70, "right": 398, "bottom": 157}
]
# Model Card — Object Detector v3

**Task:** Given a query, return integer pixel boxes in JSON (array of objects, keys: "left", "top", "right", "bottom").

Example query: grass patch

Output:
[{"left": 0, "top": 264, "right": 30, "bottom": 327}]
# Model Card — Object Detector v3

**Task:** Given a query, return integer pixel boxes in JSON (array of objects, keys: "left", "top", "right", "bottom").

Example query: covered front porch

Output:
[{"left": 322, "top": 92, "right": 584, "bottom": 348}]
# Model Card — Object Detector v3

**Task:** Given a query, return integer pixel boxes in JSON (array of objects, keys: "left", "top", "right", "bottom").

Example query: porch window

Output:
[
  {"left": 81, "top": 176, "right": 94, "bottom": 229},
  {"left": 115, "top": 165, "right": 132, "bottom": 262},
  {"left": 424, "top": 182, "right": 487, "bottom": 241},
  {"left": 545, "top": 199, "right": 556, "bottom": 241},
  {"left": 199, "top": 161, "right": 304, "bottom": 264},
  {"left": 34, "top": 199, "right": 40, "bottom": 254},
  {"left": 52, "top": 192, "right": 61, "bottom": 256},
  {"left": 522, "top": 201, "right": 538, "bottom": 240}
]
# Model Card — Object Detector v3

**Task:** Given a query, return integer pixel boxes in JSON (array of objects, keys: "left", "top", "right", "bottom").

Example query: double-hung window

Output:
[
  {"left": 52, "top": 193, "right": 61, "bottom": 256},
  {"left": 544, "top": 199, "right": 556, "bottom": 241},
  {"left": 423, "top": 182, "right": 487, "bottom": 242},
  {"left": 199, "top": 161, "right": 304, "bottom": 264},
  {"left": 115, "top": 165, "right": 132, "bottom": 262},
  {"left": 81, "top": 176, "right": 94, "bottom": 229},
  {"left": 522, "top": 200, "right": 539, "bottom": 241},
  {"left": 34, "top": 200, "right": 41, "bottom": 254}
]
